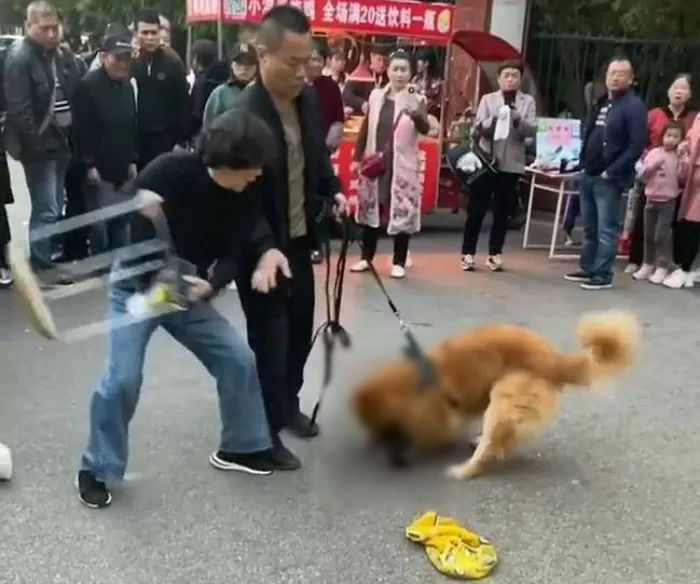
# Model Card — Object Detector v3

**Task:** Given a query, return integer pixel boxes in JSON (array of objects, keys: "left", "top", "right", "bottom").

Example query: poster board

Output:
[{"left": 534, "top": 118, "right": 582, "bottom": 172}]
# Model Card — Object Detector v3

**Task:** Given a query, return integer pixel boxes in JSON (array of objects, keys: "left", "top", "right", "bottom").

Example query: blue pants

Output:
[
  {"left": 563, "top": 194, "right": 580, "bottom": 234},
  {"left": 579, "top": 175, "right": 623, "bottom": 284},
  {"left": 22, "top": 155, "right": 70, "bottom": 270},
  {"left": 81, "top": 284, "right": 272, "bottom": 481}
]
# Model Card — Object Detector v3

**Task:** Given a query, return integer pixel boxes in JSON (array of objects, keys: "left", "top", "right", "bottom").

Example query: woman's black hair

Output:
[
  {"left": 497, "top": 60, "right": 524, "bottom": 75},
  {"left": 312, "top": 39, "right": 330, "bottom": 60},
  {"left": 388, "top": 49, "right": 412, "bottom": 64},
  {"left": 197, "top": 110, "right": 275, "bottom": 170}
]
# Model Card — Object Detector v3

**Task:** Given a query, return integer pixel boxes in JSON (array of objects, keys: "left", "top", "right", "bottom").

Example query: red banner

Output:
[
  {"left": 188, "top": 0, "right": 454, "bottom": 41},
  {"left": 331, "top": 138, "right": 440, "bottom": 214}
]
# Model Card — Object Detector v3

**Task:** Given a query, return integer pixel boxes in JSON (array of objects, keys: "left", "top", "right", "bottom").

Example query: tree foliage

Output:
[
  {"left": 3, "top": 0, "right": 184, "bottom": 33},
  {"left": 533, "top": 0, "right": 700, "bottom": 40}
]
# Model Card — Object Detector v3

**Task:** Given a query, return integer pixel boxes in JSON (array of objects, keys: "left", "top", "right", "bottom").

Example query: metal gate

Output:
[{"left": 527, "top": 34, "right": 700, "bottom": 117}]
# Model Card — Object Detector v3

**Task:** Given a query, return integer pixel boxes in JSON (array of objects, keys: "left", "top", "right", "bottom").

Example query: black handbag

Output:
[{"left": 446, "top": 140, "right": 498, "bottom": 190}]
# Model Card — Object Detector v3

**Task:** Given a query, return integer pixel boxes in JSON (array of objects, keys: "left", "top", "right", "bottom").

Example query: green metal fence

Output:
[{"left": 527, "top": 34, "right": 700, "bottom": 117}]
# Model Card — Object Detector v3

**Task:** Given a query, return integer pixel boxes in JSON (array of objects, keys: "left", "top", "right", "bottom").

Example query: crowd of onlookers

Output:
[
  {"left": 1, "top": 3, "right": 190, "bottom": 286},
  {"left": 561, "top": 70, "right": 700, "bottom": 290},
  {"left": 1, "top": 1, "right": 699, "bottom": 294}
]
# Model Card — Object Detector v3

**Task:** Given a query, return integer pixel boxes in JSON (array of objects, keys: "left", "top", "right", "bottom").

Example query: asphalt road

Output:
[{"left": 1, "top": 157, "right": 698, "bottom": 584}]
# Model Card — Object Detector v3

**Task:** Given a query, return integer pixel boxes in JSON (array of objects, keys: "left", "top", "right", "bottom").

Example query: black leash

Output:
[
  {"left": 308, "top": 216, "right": 352, "bottom": 427},
  {"left": 307, "top": 216, "right": 437, "bottom": 429},
  {"left": 361, "top": 253, "right": 438, "bottom": 389}
]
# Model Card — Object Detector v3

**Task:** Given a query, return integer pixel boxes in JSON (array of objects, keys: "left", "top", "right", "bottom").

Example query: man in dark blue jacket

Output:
[{"left": 565, "top": 56, "right": 647, "bottom": 289}]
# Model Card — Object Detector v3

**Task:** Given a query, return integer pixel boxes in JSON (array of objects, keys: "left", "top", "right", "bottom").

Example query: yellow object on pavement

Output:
[{"left": 405, "top": 511, "right": 498, "bottom": 580}]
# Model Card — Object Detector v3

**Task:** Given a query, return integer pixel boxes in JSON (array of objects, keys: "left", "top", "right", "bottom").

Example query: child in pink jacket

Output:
[
  {"left": 633, "top": 122, "right": 684, "bottom": 284},
  {"left": 665, "top": 115, "right": 700, "bottom": 288}
]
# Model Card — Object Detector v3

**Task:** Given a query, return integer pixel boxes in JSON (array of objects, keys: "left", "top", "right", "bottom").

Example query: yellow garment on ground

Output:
[{"left": 405, "top": 511, "right": 498, "bottom": 580}]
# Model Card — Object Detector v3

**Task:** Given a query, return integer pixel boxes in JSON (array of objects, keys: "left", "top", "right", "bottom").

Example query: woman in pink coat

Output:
[{"left": 664, "top": 115, "right": 700, "bottom": 288}]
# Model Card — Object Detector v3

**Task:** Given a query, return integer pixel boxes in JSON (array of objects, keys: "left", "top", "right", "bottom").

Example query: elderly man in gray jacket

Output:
[{"left": 460, "top": 60, "right": 537, "bottom": 273}]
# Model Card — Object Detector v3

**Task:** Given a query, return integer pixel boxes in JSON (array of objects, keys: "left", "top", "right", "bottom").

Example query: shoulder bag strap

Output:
[
  {"left": 37, "top": 57, "right": 57, "bottom": 136},
  {"left": 379, "top": 108, "right": 406, "bottom": 154}
]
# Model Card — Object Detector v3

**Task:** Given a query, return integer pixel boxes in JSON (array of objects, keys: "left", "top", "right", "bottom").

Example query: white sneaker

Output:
[
  {"left": 387, "top": 253, "right": 413, "bottom": 269},
  {"left": 460, "top": 254, "right": 475, "bottom": 272},
  {"left": 0, "top": 441, "right": 12, "bottom": 481},
  {"left": 486, "top": 255, "right": 504, "bottom": 272},
  {"left": 350, "top": 260, "right": 370, "bottom": 273},
  {"left": 663, "top": 269, "right": 694, "bottom": 289},
  {"left": 648, "top": 267, "right": 668, "bottom": 285},
  {"left": 0, "top": 267, "right": 12, "bottom": 287},
  {"left": 632, "top": 264, "right": 655, "bottom": 281},
  {"left": 624, "top": 263, "right": 639, "bottom": 274},
  {"left": 390, "top": 265, "right": 406, "bottom": 279}
]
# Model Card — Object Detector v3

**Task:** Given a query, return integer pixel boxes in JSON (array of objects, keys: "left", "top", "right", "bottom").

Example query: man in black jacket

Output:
[
  {"left": 3, "top": 1, "right": 81, "bottom": 275},
  {"left": 131, "top": 9, "right": 189, "bottom": 168},
  {"left": 233, "top": 6, "right": 347, "bottom": 467},
  {"left": 72, "top": 33, "right": 138, "bottom": 253}
]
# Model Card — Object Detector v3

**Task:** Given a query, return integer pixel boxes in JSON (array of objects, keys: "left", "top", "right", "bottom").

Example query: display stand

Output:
[{"left": 522, "top": 167, "right": 582, "bottom": 259}]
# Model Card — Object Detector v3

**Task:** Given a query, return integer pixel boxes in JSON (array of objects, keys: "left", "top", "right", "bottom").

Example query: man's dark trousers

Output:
[{"left": 236, "top": 236, "right": 315, "bottom": 434}]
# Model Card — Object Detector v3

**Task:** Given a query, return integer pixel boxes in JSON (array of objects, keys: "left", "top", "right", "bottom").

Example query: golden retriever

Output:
[{"left": 353, "top": 310, "right": 639, "bottom": 479}]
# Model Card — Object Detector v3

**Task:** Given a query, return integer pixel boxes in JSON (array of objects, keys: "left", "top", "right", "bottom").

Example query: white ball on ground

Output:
[{"left": 0, "top": 442, "right": 13, "bottom": 481}]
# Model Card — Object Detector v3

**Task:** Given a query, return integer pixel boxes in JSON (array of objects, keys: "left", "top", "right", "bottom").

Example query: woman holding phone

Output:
[
  {"left": 351, "top": 49, "right": 430, "bottom": 279},
  {"left": 460, "top": 60, "right": 537, "bottom": 272}
]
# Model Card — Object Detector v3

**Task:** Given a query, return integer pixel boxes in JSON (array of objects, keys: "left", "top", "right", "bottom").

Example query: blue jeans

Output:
[
  {"left": 81, "top": 284, "right": 272, "bottom": 481},
  {"left": 23, "top": 155, "right": 70, "bottom": 270},
  {"left": 579, "top": 175, "right": 623, "bottom": 284}
]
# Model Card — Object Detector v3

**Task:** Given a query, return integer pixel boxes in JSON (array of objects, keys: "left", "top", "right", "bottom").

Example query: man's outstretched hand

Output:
[{"left": 251, "top": 249, "right": 292, "bottom": 293}]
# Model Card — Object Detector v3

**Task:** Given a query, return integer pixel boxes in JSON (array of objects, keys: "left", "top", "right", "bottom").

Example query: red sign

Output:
[
  {"left": 188, "top": 0, "right": 454, "bottom": 41},
  {"left": 332, "top": 138, "right": 440, "bottom": 214}
]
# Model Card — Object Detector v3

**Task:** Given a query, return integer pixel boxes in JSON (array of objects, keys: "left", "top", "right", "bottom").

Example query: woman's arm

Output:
[
  {"left": 515, "top": 95, "right": 537, "bottom": 137},
  {"left": 408, "top": 99, "right": 430, "bottom": 135},
  {"left": 353, "top": 115, "right": 369, "bottom": 162},
  {"left": 474, "top": 95, "right": 495, "bottom": 138}
]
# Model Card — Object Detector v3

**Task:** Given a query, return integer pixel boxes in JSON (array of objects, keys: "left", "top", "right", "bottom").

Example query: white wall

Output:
[{"left": 488, "top": 0, "right": 529, "bottom": 53}]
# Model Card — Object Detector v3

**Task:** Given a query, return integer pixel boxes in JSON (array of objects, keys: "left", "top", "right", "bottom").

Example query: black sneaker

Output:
[
  {"left": 285, "top": 411, "right": 320, "bottom": 438},
  {"left": 76, "top": 470, "right": 112, "bottom": 509},
  {"left": 270, "top": 435, "right": 301, "bottom": 471},
  {"left": 209, "top": 450, "right": 274, "bottom": 475},
  {"left": 564, "top": 271, "right": 591, "bottom": 282},
  {"left": 580, "top": 279, "right": 613, "bottom": 290}
]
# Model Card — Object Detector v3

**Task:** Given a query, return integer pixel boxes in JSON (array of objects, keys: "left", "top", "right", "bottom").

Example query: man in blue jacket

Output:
[{"left": 565, "top": 56, "right": 647, "bottom": 290}]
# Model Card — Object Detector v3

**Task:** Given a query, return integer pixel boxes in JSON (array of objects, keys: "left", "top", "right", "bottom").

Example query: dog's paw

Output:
[{"left": 446, "top": 464, "right": 470, "bottom": 481}]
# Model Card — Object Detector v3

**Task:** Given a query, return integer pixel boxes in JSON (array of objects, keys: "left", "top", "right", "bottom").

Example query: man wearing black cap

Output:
[
  {"left": 202, "top": 43, "right": 258, "bottom": 128},
  {"left": 71, "top": 34, "right": 138, "bottom": 252}
]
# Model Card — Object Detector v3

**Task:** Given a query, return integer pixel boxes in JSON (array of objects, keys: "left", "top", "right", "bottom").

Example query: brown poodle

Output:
[{"left": 352, "top": 310, "right": 639, "bottom": 479}]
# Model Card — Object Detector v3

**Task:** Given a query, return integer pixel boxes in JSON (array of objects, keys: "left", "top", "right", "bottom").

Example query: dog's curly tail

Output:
[{"left": 558, "top": 310, "right": 640, "bottom": 388}]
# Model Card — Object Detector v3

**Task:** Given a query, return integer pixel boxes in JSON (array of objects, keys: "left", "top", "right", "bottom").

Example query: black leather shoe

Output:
[{"left": 285, "top": 411, "right": 320, "bottom": 438}]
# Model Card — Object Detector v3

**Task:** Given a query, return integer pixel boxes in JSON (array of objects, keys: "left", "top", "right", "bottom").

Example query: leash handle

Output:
[{"left": 308, "top": 216, "right": 353, "bottom": 429}]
